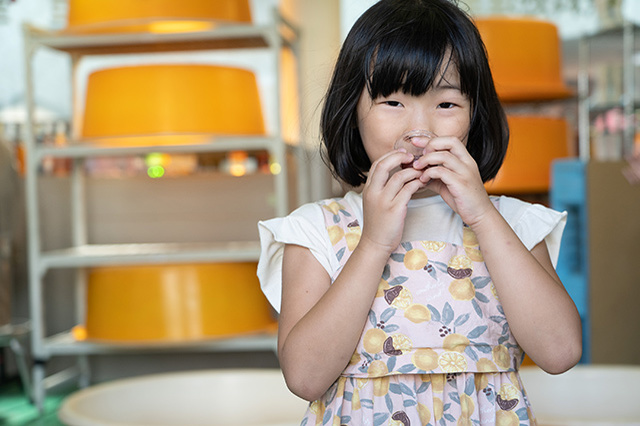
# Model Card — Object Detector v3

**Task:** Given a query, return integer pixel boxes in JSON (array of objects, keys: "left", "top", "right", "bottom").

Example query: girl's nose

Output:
[
  {"left": 394, "top": 130, "right": 435, "bottom": 153},
  {"left": 407, "top": 114, "right": 434, "bottom": 138}
]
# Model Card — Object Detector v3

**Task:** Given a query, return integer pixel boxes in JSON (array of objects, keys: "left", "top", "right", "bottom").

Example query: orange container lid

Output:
[
  {"left": 83, "top": 263, "right": 276, "bottom": 342},
  {"left": 81, "top": 64, "right": 265, "bottom": 145},
  {"left": 475, "top": 16, "right": 573, "bottom": 102},
  {"left": 486, "top": 116, "right": 571, "bottom": 194},
  {"left": 65, "top": 0, "right": 252, "bottom": 34}
]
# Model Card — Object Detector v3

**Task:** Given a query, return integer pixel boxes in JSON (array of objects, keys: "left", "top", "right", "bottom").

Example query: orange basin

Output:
[
  {"left": 486, "top": 116, "right": 570, "bottom": 194},
  {"left": 65, "top": 0, "right": 252, "bottom": 34},
  {"left": 475, "top": 16, "right": 573, "bottom": 102},
  {"left": 81, "top": 65, "right": 265, "bottom": 145},
  {"left": 82, "top": 263, "right": 276, "bottom": 342}
]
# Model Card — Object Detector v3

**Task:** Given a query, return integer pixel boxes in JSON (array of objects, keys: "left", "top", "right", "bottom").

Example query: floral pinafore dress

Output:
[{"left": 300, "top": 198, "right": 537, "bottom": 426}]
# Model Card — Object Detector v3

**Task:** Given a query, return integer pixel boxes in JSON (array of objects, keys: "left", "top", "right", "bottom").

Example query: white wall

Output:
[{"left": 339, "top": 0, "right": 376, "bottom": 40}]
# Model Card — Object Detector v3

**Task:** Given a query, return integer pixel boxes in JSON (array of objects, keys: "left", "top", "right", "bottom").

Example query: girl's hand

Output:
[
  {"left": 413, "top": 136, "right": 493, "bottom": 227},
  {"left": 361, "top": 149, "right": 425, "bottom": 254}
]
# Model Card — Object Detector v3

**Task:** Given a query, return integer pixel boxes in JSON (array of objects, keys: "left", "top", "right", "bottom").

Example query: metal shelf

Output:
[
  {"left": 24, "top": 19, "right": 298, "bottom": 55},
  {"left": 44, "top": 331, "right": 277, "bottom": 357},
  {"left": 32, "top": 135, "right": 284, "bottom": 159},
  {"left": 39, "top": 241, "right": 261, "bottom": 272},
  {"left": 23, "top": 12, "right": 300, "bottom": 410}
]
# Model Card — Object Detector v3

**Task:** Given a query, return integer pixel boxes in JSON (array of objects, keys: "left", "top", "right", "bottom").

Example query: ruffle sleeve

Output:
[
  {"left": 498, "top": 196, "right": 567, "bottom": 267},
  {"left": 257, "top": 202, "right": 337, "bottom": 312}
]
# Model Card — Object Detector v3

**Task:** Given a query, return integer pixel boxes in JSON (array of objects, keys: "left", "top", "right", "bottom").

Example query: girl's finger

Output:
[
  {"left": 426, "top": 137, "right": 476, "bottom": 164},
  {"left": 414, "top": 150, "right": 464, "bottom": 173},
  {"left": 423, "top": 135, "right": 466, "bottom": 153},
  {"left": 367, "top": 150, "right": 415, "bottom": 189},
  {"left": 393, "top": 175, "right": 427, "bottom": 204},
  {"left": 385, "top": 167, "right": 424, "bottom": 195}
]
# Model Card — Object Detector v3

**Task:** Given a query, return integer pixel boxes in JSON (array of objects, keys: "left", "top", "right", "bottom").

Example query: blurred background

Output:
[{"left": 0, "top": 0, "right": 639, "bottom": 424}]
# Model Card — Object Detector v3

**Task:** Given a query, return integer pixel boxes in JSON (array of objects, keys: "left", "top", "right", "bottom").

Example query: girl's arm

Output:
[
  {"left": 417, "top": 136, "right": 582, "bottom": 374},
  {"left": 277, "top": 149, "right": 424, "bottom": 402},
  {"left": 279, "top": 241, "right": 389, "bottom": 401},
  {"left": 469, "top": 209, "right": 582, "bottom": 373}
]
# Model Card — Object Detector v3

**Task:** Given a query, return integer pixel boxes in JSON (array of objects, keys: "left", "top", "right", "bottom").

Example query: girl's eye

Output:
[
  {"left": 383, "top": 100, "right": 403, "bottom": 107},
  {"left": 438, "top": 102, "right": 456, "bottom": 109}
]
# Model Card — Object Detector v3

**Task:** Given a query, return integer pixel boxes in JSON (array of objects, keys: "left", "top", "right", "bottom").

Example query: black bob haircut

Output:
[{"left": 320, "top": 0, "right": 509, "bottom": 187}]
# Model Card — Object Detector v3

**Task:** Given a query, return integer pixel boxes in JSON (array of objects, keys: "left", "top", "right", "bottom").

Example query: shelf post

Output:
[
  {"left": 271, "top": 7, "right": 289, "bottom": 217},
  {"left": 22, "top": 23, "right": 47, "bottom": 411},
  {"left": 69, "top": 52, "right": 92, "bottom": 389},
  {"left": 577, "top": 35, "right": 591, "bottom": 161},
  {"left": 622, "top": 20, "right": 635, "bottom": 157}
]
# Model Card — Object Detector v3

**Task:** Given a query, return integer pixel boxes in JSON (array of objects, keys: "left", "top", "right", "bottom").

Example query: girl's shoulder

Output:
[
  {"left": 257, "top": 192, "right": 362, "bottom": 312},
  {"left": 495, "top": 195, "right": 567, "bottom": 266},
  {"left": 260, "top": 191, "right": 363, "bottom": 231},
  {"left": 495, "top": 195, "right": 565, "bottom": 228}
]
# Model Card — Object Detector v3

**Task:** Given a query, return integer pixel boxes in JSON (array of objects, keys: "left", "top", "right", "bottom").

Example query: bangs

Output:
[{"left": 364, "top": 20, "right": 462, "bottom": 99}]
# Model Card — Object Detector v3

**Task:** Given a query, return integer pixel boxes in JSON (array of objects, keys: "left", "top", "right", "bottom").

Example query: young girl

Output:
[{"left": 258, "top": 0, "right": 582, "bottom": 424}]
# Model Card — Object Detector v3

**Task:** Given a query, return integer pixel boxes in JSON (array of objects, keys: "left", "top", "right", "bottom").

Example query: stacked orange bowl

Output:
[
  {"left": 83, "top": 264, "right": 276, "bottom": 342},
  {"left": 64, "top": 0, "right": 252, "bottom": 34},
  {"left": 81, "top": 64, "right": 265, "bottom": 146},
  {"left": 476, "top": 17, "right": 573, "bottom": 194},
  {"left": 68, "top": 1, "right": 277, "bottom": 343}
]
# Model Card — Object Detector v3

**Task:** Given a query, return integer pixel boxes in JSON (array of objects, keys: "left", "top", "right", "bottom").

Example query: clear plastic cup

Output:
[{"left": 393, "top": 130, "right": 436, "bottom": 169}]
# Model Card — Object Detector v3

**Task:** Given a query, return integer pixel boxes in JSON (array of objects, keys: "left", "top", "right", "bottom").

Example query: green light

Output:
[
  {"left": 148, "top": 165, "right": 165, "bottom": 178},
  {"left": 146, "top": 152, "right": 164, "bottom": 167}
]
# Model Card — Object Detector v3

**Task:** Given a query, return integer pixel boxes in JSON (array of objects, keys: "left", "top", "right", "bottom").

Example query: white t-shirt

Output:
[{"left": 257, "top": 191, "right": 567, "bottom": 312}]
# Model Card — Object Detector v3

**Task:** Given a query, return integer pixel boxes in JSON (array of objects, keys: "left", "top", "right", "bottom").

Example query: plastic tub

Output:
[
  {"left": 475, "top": 17, "right": 573, "bottom": 102},
  {"left": 520, "top": 365, "right": 640, "bottom": 425},
  {"left": 81, "top": 263, "right": 276, "bottom": 342},
  {"left": 59, "top": 369, "right": 308, "bottom": 426},
  {"left": 485, "top": 116, "right": 570, "bottom": 194},
  {"left": 65, "top": 0, "right": 252, "bottom": 34},
  {"left": 81, "top": 65, "right": 265, "bottom": 146}
]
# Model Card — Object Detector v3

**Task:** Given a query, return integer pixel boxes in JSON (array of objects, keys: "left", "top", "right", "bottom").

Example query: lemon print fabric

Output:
[
  {"left": 321, "top": 200, "right": 344, "bottom": 216},
  {"left": 422, "top": 240, "right": 446, "bottom": 252},
  {"left": 438, "top": 351, "right": 468, "bottom": 372},
  {"left": 404, "top": 303, "right": 431, "bottom": 323},
  {"left": 306, "top": 198, "right": 535, "bottom": 425},
  {"left": 449, "top": 278, "right": 475, "bottom": 301},
  {"left": 362, "top": 328, "right": 387, "bottom": 354},
  {"left": 316, "top": 204, "right": 523, "bottom": 378},
  {"left": 326, "top": 225, "right": 344, "bottom": 246},
  {"left": 319, "top": 199, "right": 360, "bottom": 262},
  {"left": 345, "top": 220, "right": 361, "bottom": 251},
  {"left": 443, "top": 333, "right": 470, "bottom": 352},
  {"left": 403, "top": 248, "right": 428, "bottom": 270},
  {"left": 301, "top": 371, "right": 536, "bottom": 425},
  {"left": 384, "top": 285, "right": 412, "bottom": 309},
  {"left": 412, "top": 348, "right": 439, "bottom": 371},
  {"left": 448, "top": 254, "right": 473, "bottom": 279}
]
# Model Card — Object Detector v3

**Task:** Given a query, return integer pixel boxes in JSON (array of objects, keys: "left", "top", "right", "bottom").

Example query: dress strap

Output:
[{"left": 318, "top": 198, "right": 362, "bottom": 275}]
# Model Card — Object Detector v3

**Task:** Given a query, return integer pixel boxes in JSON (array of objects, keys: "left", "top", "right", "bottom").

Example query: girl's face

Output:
[{"left": 356, "top": 62, "right": 472, "bottom": 165}]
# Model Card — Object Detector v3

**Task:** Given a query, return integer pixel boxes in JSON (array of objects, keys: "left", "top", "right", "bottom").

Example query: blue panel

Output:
[{"left": 550, "top": 159, "right": 589, "bottom": 363}]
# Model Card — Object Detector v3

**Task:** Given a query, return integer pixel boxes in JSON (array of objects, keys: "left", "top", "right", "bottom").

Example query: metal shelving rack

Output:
[
  {"left": 577, "top": 20, "right": 638, "bottom": 160},
  {"left": 22, "top": 13, "right": 302, "bottom": 409},
  {"left": 553, "top": 20, "right": 639, "bottom": 364}
]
